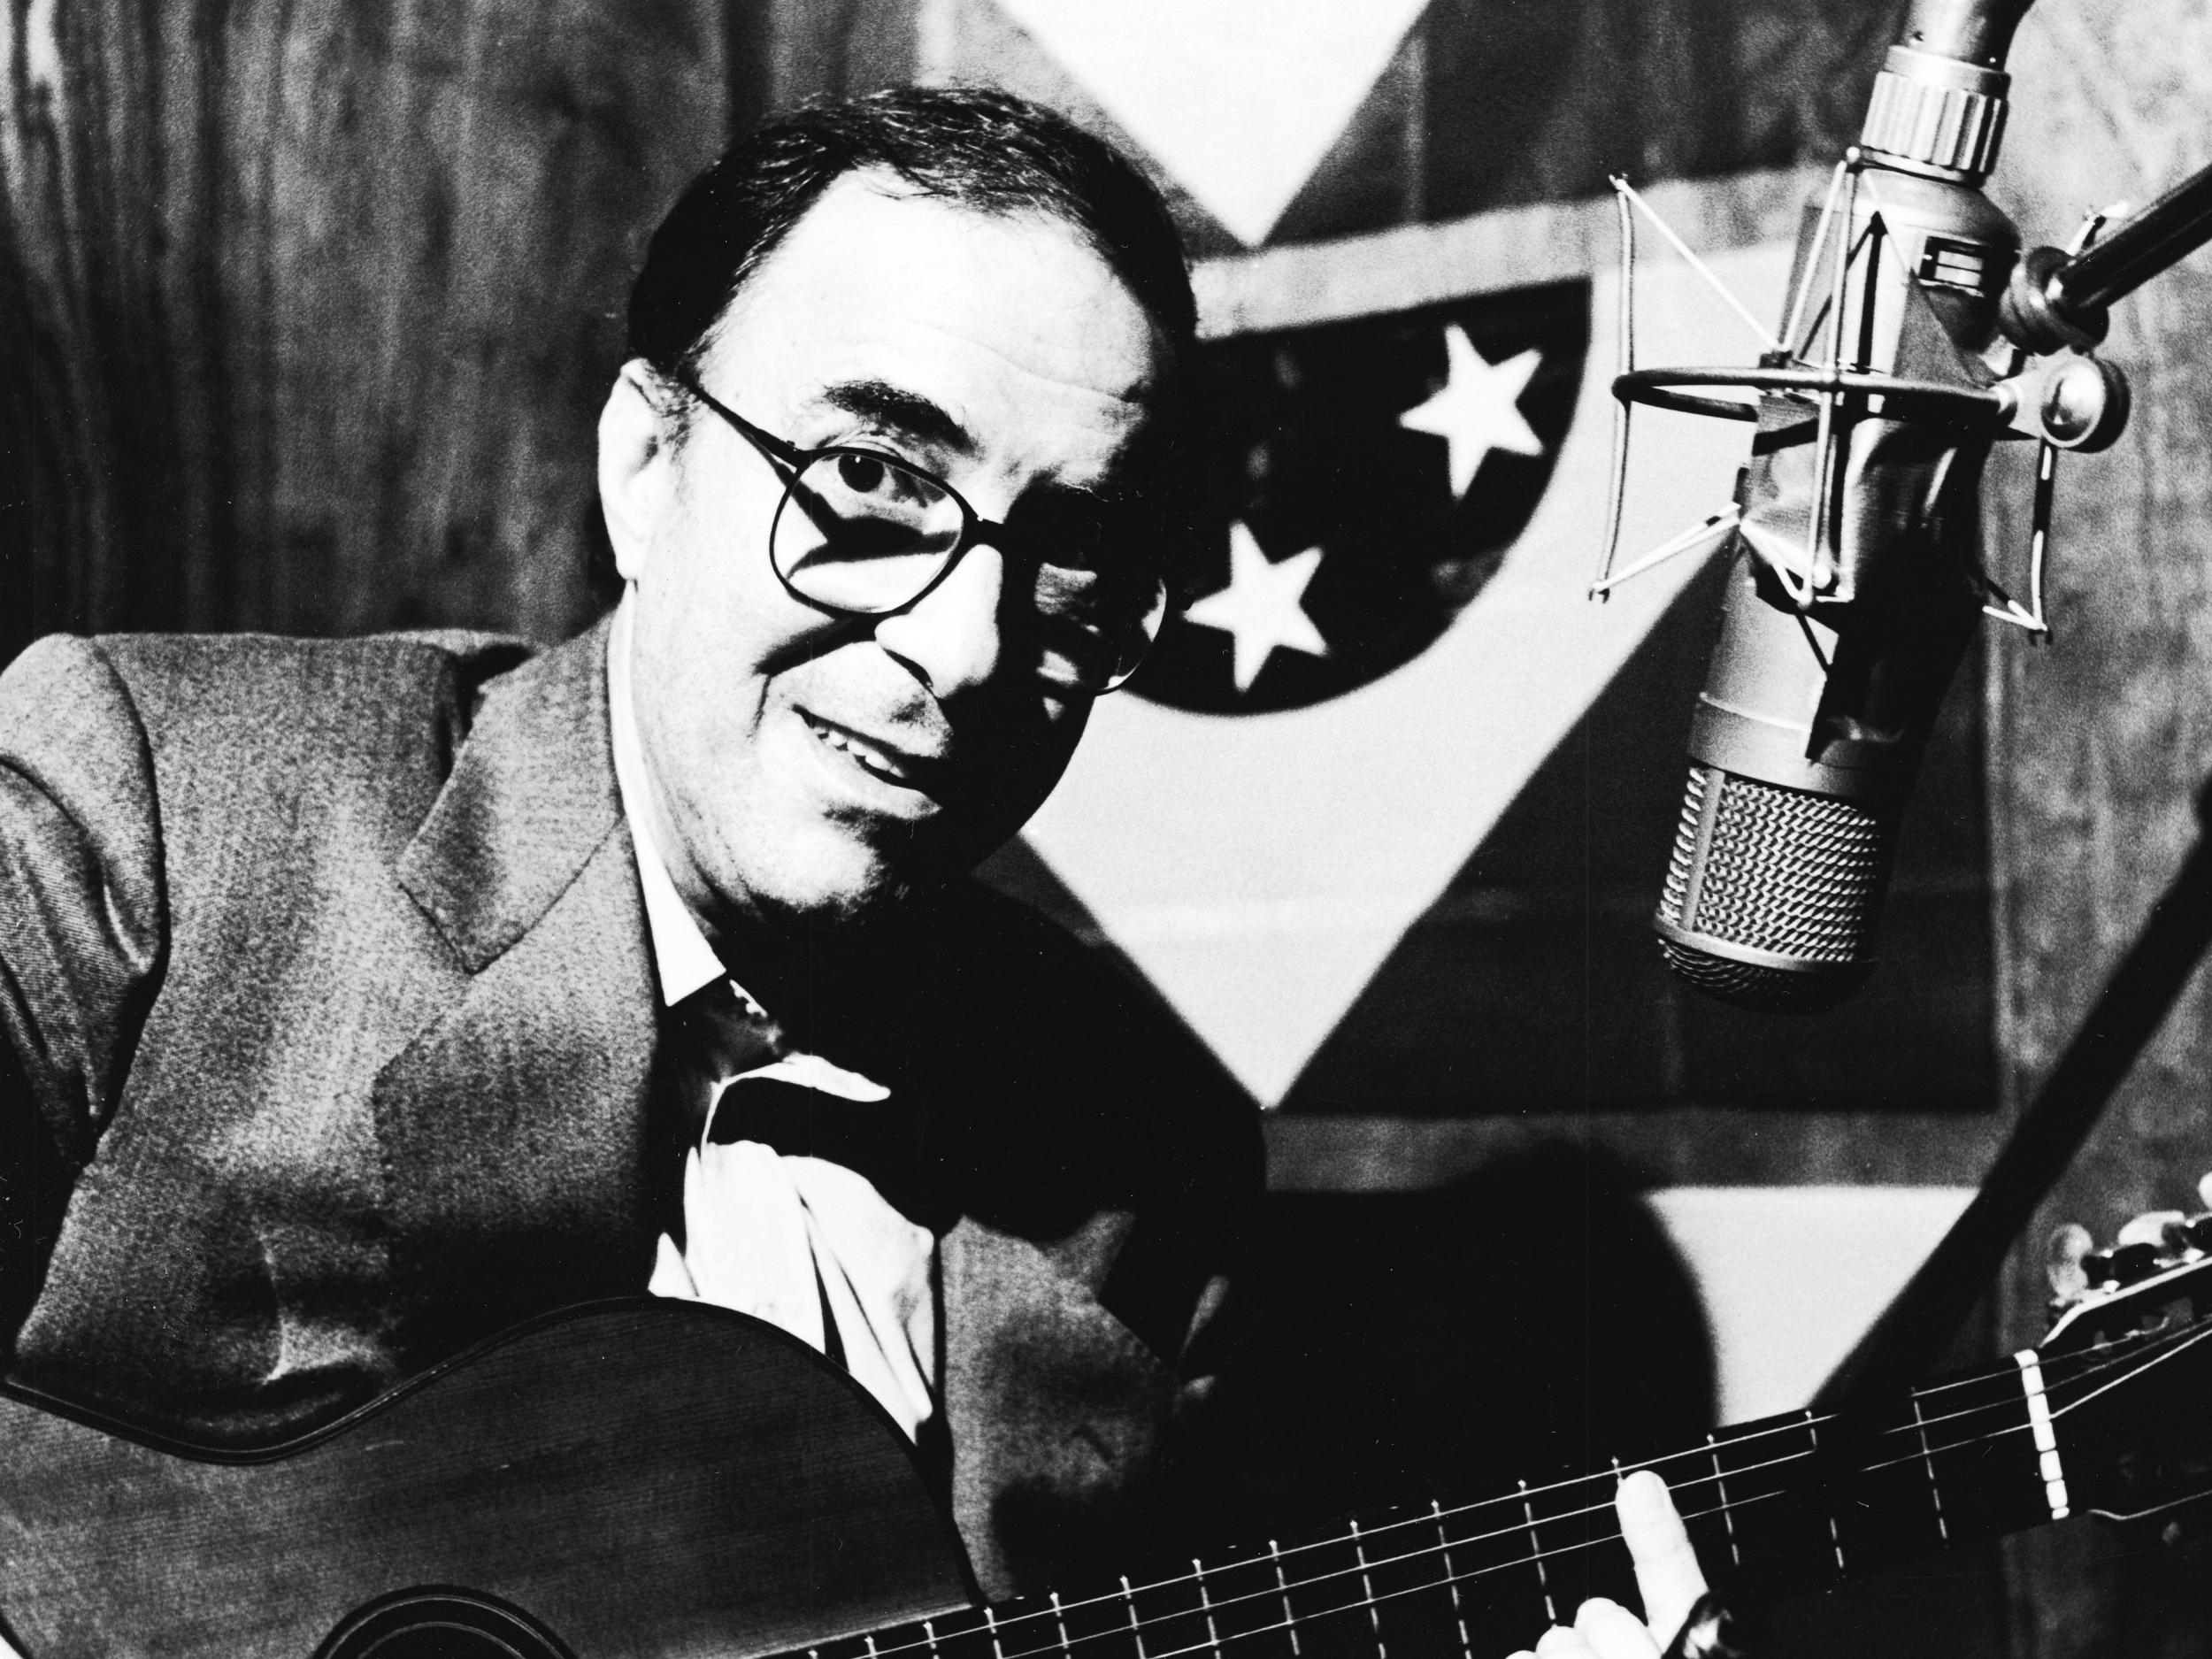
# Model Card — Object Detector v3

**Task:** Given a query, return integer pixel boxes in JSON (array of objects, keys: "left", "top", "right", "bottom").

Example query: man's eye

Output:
[{"left": 835, "top": 453, "right": 895, "bottom": 495}]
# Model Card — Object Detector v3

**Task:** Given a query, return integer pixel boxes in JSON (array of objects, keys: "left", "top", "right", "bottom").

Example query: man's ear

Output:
[{"left": 598, "top": 359, "right": 677, "bottom": 583}]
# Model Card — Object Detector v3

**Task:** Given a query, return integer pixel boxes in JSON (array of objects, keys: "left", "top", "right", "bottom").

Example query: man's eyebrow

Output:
[{"left": 815, "top": 380, "right": 975, "bottom": 457}]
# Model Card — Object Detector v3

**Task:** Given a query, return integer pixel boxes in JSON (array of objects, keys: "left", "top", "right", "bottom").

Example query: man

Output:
[{"left": 0, "top": 85, "right": 1708, "bottom": 1651}]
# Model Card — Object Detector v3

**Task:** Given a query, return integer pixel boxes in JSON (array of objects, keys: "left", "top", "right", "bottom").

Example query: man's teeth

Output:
[{"left": 808, "top": 718, "right": 906, "bottom": 780}]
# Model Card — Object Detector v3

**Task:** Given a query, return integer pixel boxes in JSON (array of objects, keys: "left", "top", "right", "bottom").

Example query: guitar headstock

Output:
[{"left": 2037, "top": 1183, "right": 2212, "bottom": 1525}]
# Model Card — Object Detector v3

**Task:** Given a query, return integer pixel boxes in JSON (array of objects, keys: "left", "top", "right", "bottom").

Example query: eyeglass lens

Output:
[{"left": 771, "top": 449, "right": 1167, "bottom": 691}]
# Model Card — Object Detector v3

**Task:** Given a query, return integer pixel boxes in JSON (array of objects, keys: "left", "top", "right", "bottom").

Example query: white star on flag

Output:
[
  {"left": 1399, "top": 328, "right": 1545, "bottom": 497},
  {"left": 1184, "top": 522, "right": 1330, "bottom": 692}
]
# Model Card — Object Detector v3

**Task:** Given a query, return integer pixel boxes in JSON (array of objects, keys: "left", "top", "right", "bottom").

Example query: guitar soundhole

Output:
[{"left": 317, "top": 1587, "right": 574, "bottom": 1659}]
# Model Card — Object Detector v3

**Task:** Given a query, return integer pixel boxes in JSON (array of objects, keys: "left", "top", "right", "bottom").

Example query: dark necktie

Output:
[{"left": 661, "top": 976, "right": 935, "bottom": 1225}]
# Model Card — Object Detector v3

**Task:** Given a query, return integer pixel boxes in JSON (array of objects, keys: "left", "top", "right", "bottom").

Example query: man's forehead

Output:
[{"left": 704, "top": 173, "right": 1165, "bottom": 444}]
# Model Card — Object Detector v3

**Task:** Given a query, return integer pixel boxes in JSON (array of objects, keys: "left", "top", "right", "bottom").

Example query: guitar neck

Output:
[{"left": 814, "top": 1348, "right": 2073, "bottom": 1659}]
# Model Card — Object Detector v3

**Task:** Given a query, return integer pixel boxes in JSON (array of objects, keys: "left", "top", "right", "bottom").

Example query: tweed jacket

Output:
[{"left": 0, "top": 622, "right": 1260, "bottom": 1597}]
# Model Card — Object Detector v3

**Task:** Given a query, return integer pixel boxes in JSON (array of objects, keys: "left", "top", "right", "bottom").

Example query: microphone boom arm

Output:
[{"left": 2002, "top": 157, "right": 2212, "bottom": 352}]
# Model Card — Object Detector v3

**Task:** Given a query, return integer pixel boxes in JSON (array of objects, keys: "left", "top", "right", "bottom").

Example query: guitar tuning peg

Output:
[
  {"left": 2047, "top": 1221, "right": 2094, "bottom": 1302},
  {"left": 2116, "top": 1210, "right": 2187, "bottom": 1251}
]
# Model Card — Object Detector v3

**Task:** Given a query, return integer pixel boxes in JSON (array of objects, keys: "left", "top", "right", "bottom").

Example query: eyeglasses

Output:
[{"left": 676, "top": 377, "right": 1171, "bottom": 695}]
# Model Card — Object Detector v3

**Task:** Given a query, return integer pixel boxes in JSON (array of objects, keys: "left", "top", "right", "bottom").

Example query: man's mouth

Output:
[{"left": 800, "top": 711, "right": 942, "bottom": 792}]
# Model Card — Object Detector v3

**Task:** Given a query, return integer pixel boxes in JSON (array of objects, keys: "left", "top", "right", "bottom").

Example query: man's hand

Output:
[{"left": 1504, "top": 1471, "right": 1709, "bottom": 1659}]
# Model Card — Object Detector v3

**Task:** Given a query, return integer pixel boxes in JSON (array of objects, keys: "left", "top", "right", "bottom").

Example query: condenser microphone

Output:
[{"left": 1654, "top": 0, "right": 2033, "bottom": 1012}]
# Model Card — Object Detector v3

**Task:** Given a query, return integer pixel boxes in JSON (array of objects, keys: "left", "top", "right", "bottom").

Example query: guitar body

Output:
[{"left": 0, "top": 1301, "right": 972, "bottom": 1659}]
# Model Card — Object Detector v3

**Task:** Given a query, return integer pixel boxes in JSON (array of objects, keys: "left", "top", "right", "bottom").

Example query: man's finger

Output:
[
  {"left": 1532, "top": 1624, "right": 1595, "bottom": 1655},
  {"left": 1616, "top": 1471, "right": 1708, "bottom": 1647},
  {"left": 1574, "top": 1596, "right": 1663, "bottom": 1659}
]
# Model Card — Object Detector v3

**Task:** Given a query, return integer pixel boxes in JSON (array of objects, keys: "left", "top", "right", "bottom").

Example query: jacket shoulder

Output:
[
  {"left": 80, "top": 631, "right": 533, "bottom": 791},
  {"left": 81, "top": 629, "right": 534, "bottom": 725},
  {"left": 3, "top": 630, "right": 554, "bottom": 910}
]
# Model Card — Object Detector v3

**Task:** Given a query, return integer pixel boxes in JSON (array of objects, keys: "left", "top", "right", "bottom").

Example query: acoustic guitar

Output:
[{"left": 2, "top": 1236, "right": 2207, "bottom": 1658}]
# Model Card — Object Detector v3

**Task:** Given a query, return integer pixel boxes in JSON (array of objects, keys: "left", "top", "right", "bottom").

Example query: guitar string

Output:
[
  {"left": 1008, "top": 1405, "right": 2049, "bottom": 1659},
  {"left": 870, "top": 1347, "right": 2185, "bottom": 1659},
  {"left": 1048, "top": 1301, "right": 2181, "bottom": 1659},
  {"left": 844, "top": 1324, "right": 2193, "bottom": 1659},
  {"left": 1032, "top": 1322, "right": 2208, "bottom": 1656},
  {"left": 1805, "top": 1315, "right": 2212, "bottom": 1490},
  {"left": 899, "top": 1485, "right": 1804, "bottom": 1659},
  {"left": 1819, "top": 1315, "right": 2212, "bottom": 1496},
  {"left": 983, "top": 1393, "right": 2177, "bottom": 1659},
  {"left": 2048, "top": 1316, "right": 2212, "bottom": 1419},
  {"left": 837, "top": 1333, "right": 2162, "bottom": 1659},
  {"left": 1227, "top": 1326, "right": 2145, "bottom": 1588},
  {"left": 1069, "top": 1487, "right": 1804, "bottom": 1659},
  {"left": 858, "top": 1400, "right": 2007, "bottom": 1659},
  {"left": 964, "top": 1333, "right": 2137, "bottom": 1642}
]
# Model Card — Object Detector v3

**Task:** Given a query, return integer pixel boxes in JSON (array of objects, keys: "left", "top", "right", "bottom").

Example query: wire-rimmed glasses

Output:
[{"left": 677, "top": 377, "right": 1171, "bottom": 695}]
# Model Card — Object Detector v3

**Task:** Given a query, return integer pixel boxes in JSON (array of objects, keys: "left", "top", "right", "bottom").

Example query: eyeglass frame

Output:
[{"left": 668, "top": 373, "right": 1171, "bottom": 693}]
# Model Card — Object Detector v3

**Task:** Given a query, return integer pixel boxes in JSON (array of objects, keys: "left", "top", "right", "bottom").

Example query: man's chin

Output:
[
  {"left": 748, "top": 878, "right": 920, "bottom": 936},
  {"left": 733, "top": 849, "right": 953, "bottom": 938}
]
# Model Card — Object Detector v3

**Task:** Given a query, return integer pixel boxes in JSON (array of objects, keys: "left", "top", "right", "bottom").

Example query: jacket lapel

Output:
[
  {"left": 396, "top": 616, "right": 628, "bottom": 974},
  {"left": 378, "top": 618, "right": 661, "bottom": 1361}
]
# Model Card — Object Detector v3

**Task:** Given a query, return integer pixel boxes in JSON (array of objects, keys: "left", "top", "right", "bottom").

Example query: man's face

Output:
[{"left": 603, "top": 173, "right": 1168, "bottom": 935}]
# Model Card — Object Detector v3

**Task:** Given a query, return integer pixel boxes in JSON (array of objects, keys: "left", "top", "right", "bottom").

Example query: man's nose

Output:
[{"left": 872, "top": 541, "right": 1010, "bottom": 699}]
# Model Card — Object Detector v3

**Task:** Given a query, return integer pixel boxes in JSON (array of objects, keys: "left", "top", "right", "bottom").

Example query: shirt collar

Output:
[{"left": 607, "top": 594, "right": 737, "bottom": 1009}]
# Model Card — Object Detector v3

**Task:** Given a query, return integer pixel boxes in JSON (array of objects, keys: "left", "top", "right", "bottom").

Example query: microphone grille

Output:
[{"left": 1655, "top": 764, "right": 1891, "bottom": 1012}]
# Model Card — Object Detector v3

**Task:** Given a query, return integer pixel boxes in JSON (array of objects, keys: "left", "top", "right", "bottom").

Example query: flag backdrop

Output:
[{"left": 927, "top": 0, "right": 2005, "bottom": 1518}]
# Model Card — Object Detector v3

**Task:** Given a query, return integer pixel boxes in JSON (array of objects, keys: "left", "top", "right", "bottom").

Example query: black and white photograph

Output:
[{"left": 4, "top": 1, "right": 2210, "bottom": 1655}]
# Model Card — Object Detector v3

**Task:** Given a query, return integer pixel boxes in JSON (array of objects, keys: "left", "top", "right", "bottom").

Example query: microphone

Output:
[{"left": 1651, "top": 0, "right": 2035, "bottom": 1012}]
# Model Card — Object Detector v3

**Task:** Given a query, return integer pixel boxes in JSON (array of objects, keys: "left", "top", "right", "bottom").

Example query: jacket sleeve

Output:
[{"left": 0, "top": 636, "right": 169, "bottom": 1339}]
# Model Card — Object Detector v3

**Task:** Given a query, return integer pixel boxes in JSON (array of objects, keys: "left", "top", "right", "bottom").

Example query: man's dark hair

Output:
[{"left": 626, "top": 85, "right": 1196, "bottom": 388}]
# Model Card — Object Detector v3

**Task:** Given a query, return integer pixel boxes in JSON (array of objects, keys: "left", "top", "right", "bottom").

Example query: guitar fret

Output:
[
  {"left": 1429, "top": 1502, "right": 1474, "bottom": 1659},
  {"left": 1049, "top": 1594, "right": 1073, "bottom": 1659},
  {"left": 1706, "top": 1434, "right": 1742, "bottom": 1569},
  {"left": 1347, "top": 1521, "right": 1387, "bottom": 1659},
  {"left": 1913, "top": 1363, "right": 2048, "bottom": 1546},
  {"left": 1805, "top": 1411, "right": 1847, "bottom": 1576},
  {"left": 984, "top": 1606, "right": 1007, "bottom": 1659},
  {"left": 1269, "top": 1540, "right": 1303, "bottom": 1659},
  {"left": 922, "top": 1620, "right": 941, "bottom": 1659},
  {"left": 1517, "top": 1481, "right": 1556, "bottom": 1625},
  {"left": 1909, "top": 1392, "right": 1950, "bottom": 1543},
  {"left": 1192, "top": 1560, "right": 1225, "bottom": 1659},
  {"left": 1120, "top": 1578, "right": 1148, "bottom": 1659}
]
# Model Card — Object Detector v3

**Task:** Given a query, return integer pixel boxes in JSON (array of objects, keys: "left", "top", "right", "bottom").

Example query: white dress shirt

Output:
[{"left": 607, "top": 598, "right": 938, "bottom": 1442}]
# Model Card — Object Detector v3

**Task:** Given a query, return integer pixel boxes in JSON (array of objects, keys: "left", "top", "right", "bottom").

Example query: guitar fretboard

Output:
[{"left": 799, "top": 1349, "right": 2077, "bottom": 1659}]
